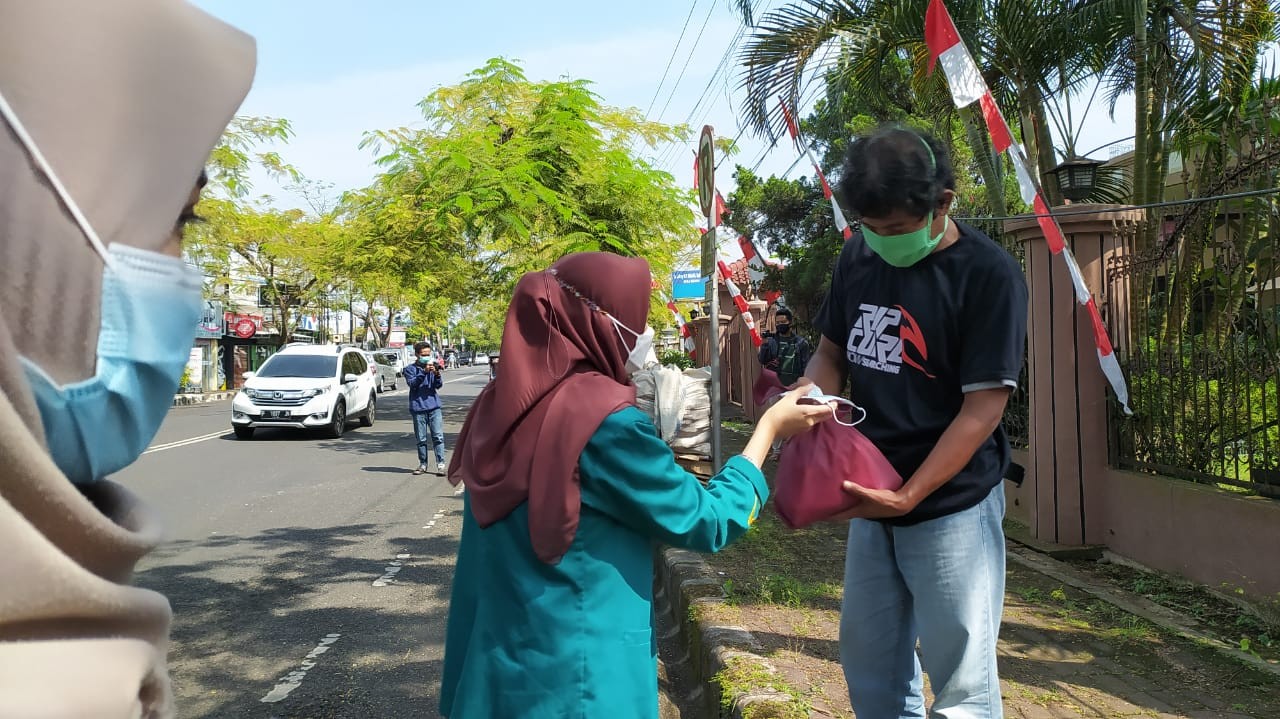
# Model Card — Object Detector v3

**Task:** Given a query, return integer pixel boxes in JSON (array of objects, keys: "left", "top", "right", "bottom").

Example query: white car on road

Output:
[{"left": 231, "top": 345, "right": 378, "bottom": 440}]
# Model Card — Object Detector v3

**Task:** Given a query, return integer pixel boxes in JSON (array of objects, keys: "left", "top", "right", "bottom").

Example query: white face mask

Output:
[
  {"left": 799, "top": 386, "right": 868, "bottom": 427},
  {"left": 609, "top": 316, "right": 655, "bottom": 375}
]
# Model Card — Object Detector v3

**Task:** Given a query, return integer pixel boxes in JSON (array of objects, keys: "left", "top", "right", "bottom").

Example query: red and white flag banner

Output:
[
  {"left": 924, "top": 0, "right": 1132, "bottom": 414},
  {"left": 657, "top": 287, "right": 697, "bottom": 358},
  {"left": 716, "top": 260, "right": 764, "bottom": 347},
  {"left": 780, "top": 99, "right": 854, "bottom": 240}
]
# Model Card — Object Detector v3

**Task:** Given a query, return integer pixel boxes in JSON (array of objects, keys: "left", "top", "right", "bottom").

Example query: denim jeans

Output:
[
  {"left": 839, "top": 484, "right": 1006, "bottom": 719},
  {"left": 412, "top": 408, "right": 445, "bottom": 466}
]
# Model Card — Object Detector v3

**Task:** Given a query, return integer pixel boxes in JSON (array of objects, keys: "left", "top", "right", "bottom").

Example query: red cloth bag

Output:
[{"left": 752, "top": 370, "right": 903, "bottom": 529}]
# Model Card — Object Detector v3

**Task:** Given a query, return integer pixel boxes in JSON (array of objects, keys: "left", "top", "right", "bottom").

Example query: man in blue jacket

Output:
[{"left": 404, "top": 341, "right": 446, "bottom": 475}]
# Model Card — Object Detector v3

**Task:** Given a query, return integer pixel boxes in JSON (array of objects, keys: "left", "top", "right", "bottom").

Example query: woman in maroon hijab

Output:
[{"left": 439, "top": 252, "right": 829, "bottom": 719}]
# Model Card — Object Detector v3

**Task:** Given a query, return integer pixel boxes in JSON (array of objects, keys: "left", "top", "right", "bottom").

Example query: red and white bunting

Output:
[
  {"left": 657, "top": 287, "right": 697, "bottom": 358},
  {"left": 688, "top": 159, "right": 767, "bottom": 352},
  {"left": 780, "top": 99, "right": 853, "bottom": 240},
  {"left": 924, "top": 0, "right": 1132, "bottom": 415},
  {"left": 716, "top": 260, "right": 764, "bottom": 347}
]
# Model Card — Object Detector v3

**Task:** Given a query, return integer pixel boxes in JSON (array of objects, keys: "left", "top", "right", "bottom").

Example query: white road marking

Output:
[
  {"left": 372, "top": 554, "right": 410, "bottom": 587},
  {"left": 259, "top": 634, "right": 341, "bottom": 703},
  {"left": 143, "top": 430, "right": 226, "bottom": 454}
]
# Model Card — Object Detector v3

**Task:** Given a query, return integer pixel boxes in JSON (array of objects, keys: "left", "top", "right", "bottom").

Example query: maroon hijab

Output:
[{"left": 447, "top": 252, "right": 652, "bottom": 563}]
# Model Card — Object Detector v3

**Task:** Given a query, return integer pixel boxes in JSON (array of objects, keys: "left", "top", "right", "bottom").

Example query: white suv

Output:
[{"left": 231, "top": 345, "right": 378, "bottom": 440}]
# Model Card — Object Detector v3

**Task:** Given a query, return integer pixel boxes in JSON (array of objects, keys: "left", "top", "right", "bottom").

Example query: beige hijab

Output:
[{"left": 0, "top": 2, "right": 254, "bottom": 716}]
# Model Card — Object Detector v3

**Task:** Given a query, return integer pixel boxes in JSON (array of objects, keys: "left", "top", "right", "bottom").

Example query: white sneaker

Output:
[{"left": 437, "top": 462, "right": 447, "bottom": 475}]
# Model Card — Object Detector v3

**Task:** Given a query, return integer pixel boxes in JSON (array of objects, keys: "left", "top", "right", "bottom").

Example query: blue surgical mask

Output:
[
  {"left": 1, "top": 86, "right": 204, "bottom": 484},
  {"left": 22, "top": 244, "right": 203, "bottom": 484}
]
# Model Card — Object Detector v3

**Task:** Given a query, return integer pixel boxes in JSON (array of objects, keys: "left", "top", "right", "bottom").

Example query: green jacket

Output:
[{"left": 440, "top": 406, "right": 767, "bottom": 718}]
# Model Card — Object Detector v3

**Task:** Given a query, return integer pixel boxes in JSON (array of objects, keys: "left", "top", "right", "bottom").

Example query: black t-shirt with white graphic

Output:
[{"left": 814, "top": 220, "right": 1028, "bottom": 525}]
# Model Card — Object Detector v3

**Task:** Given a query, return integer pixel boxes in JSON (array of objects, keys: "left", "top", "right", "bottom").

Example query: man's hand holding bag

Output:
[{"left": 753, "top": 370, "right": 903, "bottom": 528}]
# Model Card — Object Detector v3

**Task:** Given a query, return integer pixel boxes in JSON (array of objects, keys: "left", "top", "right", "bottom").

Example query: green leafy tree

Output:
[{"left": 356, "top": 58, "right": 696, "bottom": 301}]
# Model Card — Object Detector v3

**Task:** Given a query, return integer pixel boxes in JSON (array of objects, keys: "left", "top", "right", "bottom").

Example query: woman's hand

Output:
[
  {"left": 742, "top": 387, "right": 830, "bottom": 468},
  {"left": 760, "top": 387, "right": 833, "bottom": 439}
]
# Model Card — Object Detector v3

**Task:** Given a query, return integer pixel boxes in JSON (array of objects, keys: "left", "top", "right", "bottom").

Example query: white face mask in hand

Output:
[
  {"left": 799, "top": 386, "right": 868, "bottom": 427},
  {"left": 609, "top": 316, "right": 655, "bottom": 375}
]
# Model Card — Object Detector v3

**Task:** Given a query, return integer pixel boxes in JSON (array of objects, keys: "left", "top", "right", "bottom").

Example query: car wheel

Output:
[
  {"left": 233, "top": 426, "right": 254, "bottom": 440},
  {"left": 361, "top": 395, "right": 376, "bottom": 427},
  {"left": 324, "top": 400, "right": 346, "bottom": 439}
]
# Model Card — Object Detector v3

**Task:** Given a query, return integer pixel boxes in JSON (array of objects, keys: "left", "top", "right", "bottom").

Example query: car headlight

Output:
[
  {"left": 242, "top": 388, "right": 258, "bottom": 399},
  {"left": 302, "top": 386, "right": 329, "bottom": 398}
]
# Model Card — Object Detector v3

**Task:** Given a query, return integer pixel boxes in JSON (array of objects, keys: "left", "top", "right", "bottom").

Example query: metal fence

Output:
[
  {"left": 1105, "top": 204, "right": 1280, "bottom": 496},
  {"left": 970, "top": 218, "right": 1031, "bottom": 450}
]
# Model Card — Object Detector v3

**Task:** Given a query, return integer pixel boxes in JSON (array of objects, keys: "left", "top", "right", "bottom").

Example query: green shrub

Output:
[{"left": 658, "top": 349, "right": 694, "bottom": 370}]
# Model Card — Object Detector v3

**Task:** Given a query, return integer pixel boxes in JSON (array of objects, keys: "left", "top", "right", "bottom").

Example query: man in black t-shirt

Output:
[
  {"left": 758, "top": 307, "right": 811, "bottom": 386},
  {"left": 800, "top": 126, "right": 1027, "bottom": 718}
]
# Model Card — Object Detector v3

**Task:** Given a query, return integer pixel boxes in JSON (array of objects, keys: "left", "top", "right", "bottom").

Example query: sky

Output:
[{"left": 193, "top": 0, "right": 1137, "bottom": 212}]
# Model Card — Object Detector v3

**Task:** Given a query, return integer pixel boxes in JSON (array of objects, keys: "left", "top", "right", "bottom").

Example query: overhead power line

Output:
[
  {"left": 652, "top": 1, "right": 718, "bottom": 124},
  {"left": 641, "top": 1, "right": 700, "bottom": 120}
]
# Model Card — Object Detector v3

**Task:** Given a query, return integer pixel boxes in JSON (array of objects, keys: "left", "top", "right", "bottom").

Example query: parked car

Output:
[
  {"left": 473, "top": 352, "right": 490, "bottom": 366},
  {"left": 457, "top": 351, "right": 473, "bottom": 366},
  {"left": 364, "top": 350, "right": 399, "bottom": 392},
  {"left": 231, "top": 344, "right": 378, "bottom": 440},
  {"left": 374, "top": 349, "right": 407, "bottom": 374}
]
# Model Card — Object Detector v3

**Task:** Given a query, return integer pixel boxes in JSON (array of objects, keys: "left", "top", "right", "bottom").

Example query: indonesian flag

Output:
[{"left": 924, "top": 0, "right": 985, "bottom": 107}]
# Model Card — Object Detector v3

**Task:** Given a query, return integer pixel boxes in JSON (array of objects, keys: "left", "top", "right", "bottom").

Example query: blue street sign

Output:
[{"left": 671, "top": 268, "right": 703, "bottom": 300}]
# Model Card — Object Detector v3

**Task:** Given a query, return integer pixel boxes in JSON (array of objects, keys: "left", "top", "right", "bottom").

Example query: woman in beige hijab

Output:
[{"left": 0, "top": 1, "right": 254, "bottom": 716}]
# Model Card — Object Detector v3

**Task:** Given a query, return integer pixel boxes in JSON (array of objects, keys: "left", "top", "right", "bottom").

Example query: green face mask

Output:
[{"left": 862, "top": 213, "right": 949, "bottom": 268}]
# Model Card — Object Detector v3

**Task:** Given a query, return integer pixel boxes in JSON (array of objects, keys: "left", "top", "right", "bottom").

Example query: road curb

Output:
[
  {"left": 654, "top": 546, "right": 804, "bottom": 718},
  {"left": 172, "top": 391, "right": 235, "bottom": 406}
]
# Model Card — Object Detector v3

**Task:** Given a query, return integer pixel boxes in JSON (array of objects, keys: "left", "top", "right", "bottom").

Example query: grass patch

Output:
[
  {"left": 1067, "top": 558, "right": 1280, "bottom": 662},
  {"left": 712, "top": 510, "right": 847, "bottom": 611},
  {"left": 713, "top": 656, "right": 811, "bottom": 719},
  {"left": 1011, "top": 574, "right": 1160, "bottom": 646}
]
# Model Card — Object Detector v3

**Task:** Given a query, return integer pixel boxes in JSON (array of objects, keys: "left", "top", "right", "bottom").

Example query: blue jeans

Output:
[
  {"left": 412, "top": 408, "right": 445, "bottom": 466},
  {"left": 839, "top": 484, "right": 1006, "bottom": 719}
]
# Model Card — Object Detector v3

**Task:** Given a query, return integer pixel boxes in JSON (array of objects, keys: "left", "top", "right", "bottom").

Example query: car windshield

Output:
[{"left": 256, "top": 354, "right": 337, "bottom": 379}]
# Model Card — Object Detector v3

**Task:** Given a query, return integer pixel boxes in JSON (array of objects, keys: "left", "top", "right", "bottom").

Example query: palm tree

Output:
[
  {"left": 1074, "top": 0, "right": 1277, "bottom": 252},
  {"left": 734, "top": 0, "right": 1107, "bottom": 213}
]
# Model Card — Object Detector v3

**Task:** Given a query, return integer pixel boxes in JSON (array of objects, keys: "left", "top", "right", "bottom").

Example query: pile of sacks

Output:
[{"left": 633, "top": 364, "right": 713, "bottom": 458}]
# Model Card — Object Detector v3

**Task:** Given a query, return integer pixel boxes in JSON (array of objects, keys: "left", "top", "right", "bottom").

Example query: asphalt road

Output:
[{"left": 119, "top": 368, "right": 491, "bottom": 719}]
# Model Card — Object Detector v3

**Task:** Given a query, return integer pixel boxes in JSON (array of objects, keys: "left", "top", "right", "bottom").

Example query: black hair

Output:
[
  {"left": 838, "top": 126, "right": 955, "bottom": 220},
  {"left": 775, "top": 308, "right": 794, "bottom": 321},
  {"left": 413, "top": 341, "right": 432, "bottom": 353}
]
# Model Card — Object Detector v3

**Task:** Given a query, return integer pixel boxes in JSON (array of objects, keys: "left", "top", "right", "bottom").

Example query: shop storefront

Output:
[
  {"left": 184, "top": 301, "right": 224, "bottom": 393},
  {"left": 220, "top": 310, "right": 280, "bottom": 390}
]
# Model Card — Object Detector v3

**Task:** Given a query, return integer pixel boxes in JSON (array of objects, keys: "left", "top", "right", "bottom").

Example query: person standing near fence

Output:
[
  {"left": 405, "top": 341, "right": 446, "bottom": 476},
  {"left": 758, "top": 307, "right": 811, "bottom": 387},
  {"left": 799, "top": 125, "right": 1028, "bottom": 718}
]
